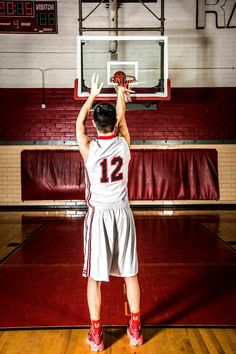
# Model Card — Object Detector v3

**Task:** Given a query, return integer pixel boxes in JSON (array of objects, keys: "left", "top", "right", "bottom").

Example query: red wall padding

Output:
[
  {"left": 21, "top": 150, "right": 85, "bottom": 200},
  {"left": 21, "top": 149, "right": 219, "bottom": 201},
  {"left": 0, "top": 88, "right": 236, "bottom": 141}
]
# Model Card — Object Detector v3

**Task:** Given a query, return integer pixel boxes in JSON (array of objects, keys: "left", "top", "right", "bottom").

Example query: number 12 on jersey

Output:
[{"left": 100, "top": 157, "right": 123, "bottom": 183}]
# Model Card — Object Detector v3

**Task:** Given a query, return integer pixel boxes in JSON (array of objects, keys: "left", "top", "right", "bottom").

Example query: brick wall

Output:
[
  {"left": 0, "top": 88, "right": 236, "bottom": 142},
  {"left": 0, "top": 87, "right": 236, "bottom": 206}
]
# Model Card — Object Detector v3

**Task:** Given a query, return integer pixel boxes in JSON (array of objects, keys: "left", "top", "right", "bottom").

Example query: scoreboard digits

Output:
[
  {"left": 0, "top": 1, "right": 33, "bottom": 16},
  {"left": 36, "top": 11, "right": 55, "bottom": 26},
  {"left": 0, "top": 1, "right": 57, "bottom": 33}
]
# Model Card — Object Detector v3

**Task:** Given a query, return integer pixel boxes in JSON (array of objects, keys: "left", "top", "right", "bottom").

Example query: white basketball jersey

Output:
[{"left": 85, "top": 135, "right": 130, "bottom": 208}]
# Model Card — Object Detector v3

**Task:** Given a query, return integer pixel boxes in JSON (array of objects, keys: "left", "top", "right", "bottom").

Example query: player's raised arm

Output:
[
  {"left": 76, "top": 73, "right": 103, "bottom": 162},
  {"left": 116, "top": 86, "right": 131, "bottom": 147}
]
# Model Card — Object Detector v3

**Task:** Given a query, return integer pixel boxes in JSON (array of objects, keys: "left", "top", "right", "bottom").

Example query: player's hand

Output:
[
  {"left": 117, "top": 85, "right": 135, "bottom": 103},
  {"left": 90, "top": 73, "right": 103, "bottom": 97}
]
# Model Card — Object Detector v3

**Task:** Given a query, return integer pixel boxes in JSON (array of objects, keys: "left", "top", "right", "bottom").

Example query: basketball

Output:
[{"left": 112, "top": 71, "right": 126, "bottom": 86}]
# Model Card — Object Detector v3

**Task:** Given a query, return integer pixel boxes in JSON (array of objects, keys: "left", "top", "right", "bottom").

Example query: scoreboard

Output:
[{"left": 0, "top": 1, "right": 57, "bottom": 33}]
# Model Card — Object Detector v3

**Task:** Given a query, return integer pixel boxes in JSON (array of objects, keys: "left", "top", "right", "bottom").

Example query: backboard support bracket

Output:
[{"left": 78, "top": 0, "right": 165, "bottom": 36}]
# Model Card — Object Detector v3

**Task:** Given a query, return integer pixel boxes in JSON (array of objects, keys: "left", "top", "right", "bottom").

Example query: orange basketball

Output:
[{"left": 112, "top": 71, "right": 126, "bottom": 86}]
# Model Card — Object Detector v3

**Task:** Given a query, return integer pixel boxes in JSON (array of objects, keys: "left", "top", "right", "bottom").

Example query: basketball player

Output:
[{"left": 76, "top": 73, "right": 143, "bottom": 352}]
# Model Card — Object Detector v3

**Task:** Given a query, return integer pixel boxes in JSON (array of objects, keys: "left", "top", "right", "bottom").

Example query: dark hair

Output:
[{"left": 93, "top": 103, "right": 116, "bottom": 133}]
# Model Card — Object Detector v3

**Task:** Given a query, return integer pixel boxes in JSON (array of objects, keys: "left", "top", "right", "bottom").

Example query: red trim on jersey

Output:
[{"left": 97, "top": 133, "right": 116, "bottom": 140}]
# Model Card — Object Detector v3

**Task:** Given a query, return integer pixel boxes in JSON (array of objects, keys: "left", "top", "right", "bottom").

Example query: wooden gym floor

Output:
[{"left": 0, "top": 210, "right": 235, "bottom": 354}]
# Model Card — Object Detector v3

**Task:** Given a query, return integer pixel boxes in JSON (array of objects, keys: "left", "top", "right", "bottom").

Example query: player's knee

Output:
[
  {"left": 88, "top": 277, "right": 102, "bottom": 287},
  {"left": 124, "top": 275, "right": 138, "bottom": 283}
]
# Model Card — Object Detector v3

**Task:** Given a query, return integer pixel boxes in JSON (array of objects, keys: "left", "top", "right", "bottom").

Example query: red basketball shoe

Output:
[
  {"left": 87, "top": 328, "right": 104, "bottom": 352},
  {"left": 127, "top": 322, "right": 143, "bottom": 346}
]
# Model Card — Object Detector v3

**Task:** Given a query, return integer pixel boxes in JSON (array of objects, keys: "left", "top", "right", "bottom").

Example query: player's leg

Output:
[
  {"left": 112, "top": 205, "right": 143, "bottom": 346},
  {"left": 84, "top": 208, "right": 115, "bottom": 352},
  {"left": 125, "top": 275, "right": 143, "bottom": 346},
  {"left": 87, "top": 277, "right": 102, "bottom": 321},
  {"left": 124, "top": 275, "right": 140, "bottom": 313},
  {"left": 87, "top": 277, "right": 104, "bottom": 352},
  {"left": 83, "top": 209, "right": 105, "bottom": 352}
]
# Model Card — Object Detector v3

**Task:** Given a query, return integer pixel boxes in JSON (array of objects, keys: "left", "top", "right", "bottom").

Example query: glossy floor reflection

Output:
[{"left": 0, "top": 210, "right": 235, "bottom": 328}]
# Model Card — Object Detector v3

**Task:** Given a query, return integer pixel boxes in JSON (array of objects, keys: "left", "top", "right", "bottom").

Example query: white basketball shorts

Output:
[{"left": 82, "top": 202, "right": 138, "bottom": 282}]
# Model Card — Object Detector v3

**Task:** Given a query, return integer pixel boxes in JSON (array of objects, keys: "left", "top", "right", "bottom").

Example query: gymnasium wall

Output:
[
  {"left": 0, "top": 88, "right": 235, "bottom": 142},
  {"left": 0, "top": 0, "right": 235, "bottom": 87},
  {"left": 0, "top": 0, "right": 236, "bottom": 206},
  {"left": 0, "top": 87, "right": 236, "bottom": 206}
]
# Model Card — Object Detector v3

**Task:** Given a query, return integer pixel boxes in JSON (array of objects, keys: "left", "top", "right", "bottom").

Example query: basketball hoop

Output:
[{"left": 110, "top": 71, "right": 136, "bottom": 102}]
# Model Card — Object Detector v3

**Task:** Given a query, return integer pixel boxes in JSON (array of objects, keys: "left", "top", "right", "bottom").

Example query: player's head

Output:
[{"left": 93, "top": 103, "right": 116, "bottom": 133}]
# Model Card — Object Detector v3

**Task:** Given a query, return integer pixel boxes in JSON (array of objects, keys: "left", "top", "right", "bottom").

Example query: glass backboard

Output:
[{"left": 74, "top": 35, "right": 170, "bottom": 101}]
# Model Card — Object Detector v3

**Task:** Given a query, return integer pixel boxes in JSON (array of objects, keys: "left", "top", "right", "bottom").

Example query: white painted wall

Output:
[{"left": 0, "top": 0, "right": 235, "bottom": 88}]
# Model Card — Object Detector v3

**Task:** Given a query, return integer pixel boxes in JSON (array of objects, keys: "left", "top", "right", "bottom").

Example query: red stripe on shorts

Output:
[
  {"left": 84, "top": 167, "right": 94, "bottom": 277},
  {"left": 86, "top": 207, "right": 95, "bottom": 277}
]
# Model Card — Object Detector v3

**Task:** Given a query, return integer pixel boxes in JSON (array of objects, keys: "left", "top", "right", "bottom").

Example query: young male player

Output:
[{"left": 76, "top": 73, "right": 143, "bottom": 352}]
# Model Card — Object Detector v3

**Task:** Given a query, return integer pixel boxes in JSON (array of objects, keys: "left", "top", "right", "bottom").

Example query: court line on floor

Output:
[
  {"left": 0, "top": 224, "right": 45, "bottom": 265},
  {"left": 200, "top": 223, "right": 236, "bottom": 253},
  {"left": 1, "top": 262, "right": 236, "bottom": 266},
  {"left": 2, "top": 262, "right": 236, "bottom": 267},
  {"left": 0, "top": 324, "right": 235, "bottom": 331}
]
